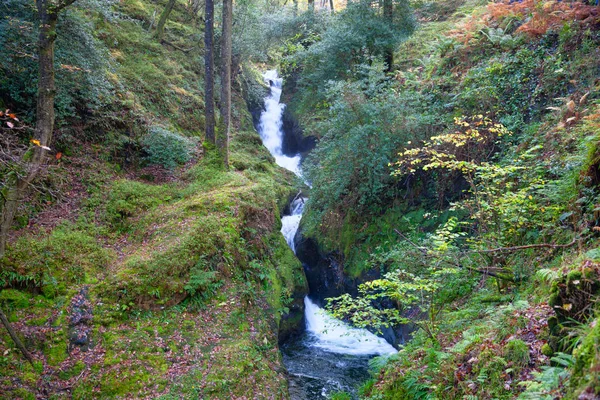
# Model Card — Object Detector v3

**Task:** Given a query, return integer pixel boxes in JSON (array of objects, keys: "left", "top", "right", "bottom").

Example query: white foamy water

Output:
[
  {"left": 281, "top": 196, "right": 305, "bottom": 253},
  {"left": 304, "top": 297, "right": 397, "bottom": 356},
  {"left": 258, "top": 70, "right": 302, "bottom": 176}
]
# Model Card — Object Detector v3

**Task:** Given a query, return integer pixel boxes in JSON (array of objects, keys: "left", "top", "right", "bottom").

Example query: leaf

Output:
[
  {"left": 8, "top": 113, "right": 18, "bottom": 121},
  {"left": 6, "top": 121, "right": 14, "bottom": 128},
  {"left": 56, "top": 152, "right": 63, "bottom": 160},
  {"left": 30, "top": 139, "right": 41, "bottom": 146}
]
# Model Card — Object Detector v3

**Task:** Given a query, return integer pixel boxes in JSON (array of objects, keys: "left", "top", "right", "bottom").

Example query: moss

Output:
[
  {"left": 46, "top": 340, "right": 68, "bottom": 366},
  {"left": 58, "top": 360, "right": 85, "bottom": 380},
  {"left": 568, "top": 317, "right": 600, "bottom": 398},
  {"left": 541, "top": 343, "right": 554, "bottom": 357},
  {"left": 0, "top": 289, "right": 30, "bottom": 309}
]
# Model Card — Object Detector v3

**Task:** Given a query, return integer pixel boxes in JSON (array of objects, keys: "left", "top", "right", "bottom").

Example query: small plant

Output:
[
  {"left": 504, "top": 339, "right": 531, "bottom": 367},
  {"left": 142, "top": 126, "right": 195, "bottom": 169}
]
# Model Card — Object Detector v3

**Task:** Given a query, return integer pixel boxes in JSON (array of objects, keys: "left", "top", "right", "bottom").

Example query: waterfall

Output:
[
  {"left": 259, "top": 70, "right": 302, "bottom": 176},
  {"left": 257, "top": 70, "right": 396, "bottom": 398}
]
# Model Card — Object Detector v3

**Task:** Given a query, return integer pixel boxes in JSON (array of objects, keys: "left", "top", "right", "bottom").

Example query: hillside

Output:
[{"left": 1, "top": 0, "right": 600, "bottom": 399}]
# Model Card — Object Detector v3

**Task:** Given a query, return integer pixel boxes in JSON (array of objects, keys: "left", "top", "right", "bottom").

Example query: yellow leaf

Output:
[{"left": 30, "top": 139, "right": 41, "bottom": 146}]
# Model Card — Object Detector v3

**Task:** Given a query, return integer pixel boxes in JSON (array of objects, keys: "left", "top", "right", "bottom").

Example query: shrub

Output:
[{"left": 142, "top": 126, "right": 195, "bottom": 169}]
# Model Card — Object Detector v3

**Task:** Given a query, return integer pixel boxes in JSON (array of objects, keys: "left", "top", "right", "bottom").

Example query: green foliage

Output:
[
  {"left": 105, "top": 179, "right": 174, "bottom": 228},
  {"left": 303, "top": 66, "right": 436, "bottom": 236},
  {"left": 2, "top": 222, "right": 113, "bottom": 294},
  {"left": 283, "top": 0, "right": 415, "bottom": 109},
  {"left": 0, "top": 0, "right": 115, "bottom": 123},
  {"left": 142, "top": 126, "right": 196, "bottom": 169},
  {"left": 504, "top": 339, "right": 530, "bottom": 367}
]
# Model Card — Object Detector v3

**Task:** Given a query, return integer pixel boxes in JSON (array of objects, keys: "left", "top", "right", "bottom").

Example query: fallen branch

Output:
[
  {"left": 0, "top": 306, "right": 34, "bottom": 366},
  {"left": 160, "top": 39, "right": 194, "bottom": 53}
]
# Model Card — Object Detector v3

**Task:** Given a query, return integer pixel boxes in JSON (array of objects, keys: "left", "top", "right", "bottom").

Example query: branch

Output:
[
  {"left": 160, "top": 39, "right": 194, "bottom": 53},
  {"left": 393, "top": 229, "right": 514, "bottom": 281},
  {"left": 0, "top": 306, "right": 34, "bottom": 366},
  {"left": 467, "top": 238, "right": 582, "bottom": 254}
]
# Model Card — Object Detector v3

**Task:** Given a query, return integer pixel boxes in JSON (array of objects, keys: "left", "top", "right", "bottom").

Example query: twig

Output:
[
  {"left": 467, "top": 237, "right": 582, "bottom": 254},
  {"left": 393, "top": 228, "right": 514, "bottom": 281},
  {"left": 160, "top": 39, "right": 194, "bottom": 53}
]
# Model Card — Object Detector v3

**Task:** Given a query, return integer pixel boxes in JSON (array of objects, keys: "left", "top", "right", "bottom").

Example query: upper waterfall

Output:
[{"left": 258, "top": 70, "right": 302, "bottom": 176}]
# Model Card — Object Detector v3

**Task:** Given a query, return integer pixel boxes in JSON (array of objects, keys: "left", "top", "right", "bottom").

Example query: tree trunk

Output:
[
  {"left": 308, "top": 0, "right": 314, "bottom": 12},
  {"left": 0, "top": 0, "right": 63, "bottom": 258},
  {"left": 329, "top": 0, "right": 334, "bottom": 12},
  {"left": 218, "top": 0, "right": 232, "bottom": 168},
  {"left": 383, "top": 0, "right": 393, "bottom": 72},
  {"left": 155, "top": 0, "right": 177, "bottom": 40},
  {"left": 0, "top": 307, "right": 34, "bottom": 366},
  {"left": 204, "top": 0, "right": 215, "bottom": 144}
]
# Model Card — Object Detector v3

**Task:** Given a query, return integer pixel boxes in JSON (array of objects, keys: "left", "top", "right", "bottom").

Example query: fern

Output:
[{"left": 536, "top": 268, "right": 560, "bottom": 283}]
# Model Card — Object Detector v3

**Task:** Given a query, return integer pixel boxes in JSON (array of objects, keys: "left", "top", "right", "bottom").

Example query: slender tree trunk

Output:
[
  {"left": 329, "top": 0, "right": 334, "bottom": 12},
  {"left": 204, "top": 0, "right": 215, "bottom": 144},
  {"left": 155, "top": 0, "right": 176, "bottom": 40},
  {"left": 293, "top": 0, "right": 298, "bottom": 15},
  {"left": 218, "top": 0, "right": 232, "bottom": 168},
  {"left": 308, "top": 0, "right": 314, "bottom": 12},
  {"left": 0, "top": 307, "right": 33, "bottom": 366},
  {"left": 383, "top": 0, "right": 393, "bottom": 72}
]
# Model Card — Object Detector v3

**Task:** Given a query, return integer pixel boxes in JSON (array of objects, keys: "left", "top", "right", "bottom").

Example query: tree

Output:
[
  {"left": 0, "top": 0, "right": 78, "bottom": 365},
  {"left": 204, "top": 0, "right": 215, "bottom": 144},
  {"left": 383, "top": 0, "right": 393, "bottom": 71},
  {"left": 218, "top": 0, "right": 232, "bottom": 167},
  {"left": 154, "top": 0, "right": 177, "bottom": 40}
]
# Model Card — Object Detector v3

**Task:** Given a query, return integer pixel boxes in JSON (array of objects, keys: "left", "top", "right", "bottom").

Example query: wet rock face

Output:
[
  {"left": 281, "top": 108, "right": 316, "bottom": 159},
  {"left": 68, "top": 287, "right": 93, "bottom": 352}
]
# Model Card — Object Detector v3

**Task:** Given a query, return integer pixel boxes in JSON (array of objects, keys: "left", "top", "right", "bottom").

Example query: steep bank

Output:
[
  {"left": 0, "top": 0, "right": 307, "bottom": 398},
  {"left": 280, "top": 0, "right": 600, "bottom": 398}
]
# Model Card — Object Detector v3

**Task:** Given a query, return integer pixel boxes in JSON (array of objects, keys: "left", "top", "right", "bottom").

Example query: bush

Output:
[{"left": 142, "top": 126, "right": 195, "bottom": 169}]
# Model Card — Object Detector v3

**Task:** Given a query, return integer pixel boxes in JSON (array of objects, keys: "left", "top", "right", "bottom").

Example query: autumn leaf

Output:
[
  {"left": 8, "top": 113, "right": 18, "bottom": 121},
  {"left": 7, "top": 121, "right": 14, "bottom": 128},
  {"left": 56, "top": 152, "right": 63, "bottom": 160},
  {"left": 31, "top": 139, "right": 41, "bottom": 146}
]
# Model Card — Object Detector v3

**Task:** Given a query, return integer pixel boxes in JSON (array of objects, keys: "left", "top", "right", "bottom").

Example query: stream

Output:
[{"left": 257, "top": 70, "right": 397, "bottom": 399}]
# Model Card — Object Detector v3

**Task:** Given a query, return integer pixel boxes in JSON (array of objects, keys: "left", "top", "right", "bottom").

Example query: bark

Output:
[
  {"left": 155, "top": 0, "right": 177, "bottom": 40},
  {"left": 0, "top": 306, "right": 33, "bottom": 365},
  {"left": 329, "top": 0, "right": 334, "bottom": 12},
  {"left": 218, "top": 0, "right": 232, "bottom": 168},
  {"left": 383, "top": 0, "right": 393, "bottom": 72},
  {"left": 204, "top": 0, "right": 215, "bottom": 144}
]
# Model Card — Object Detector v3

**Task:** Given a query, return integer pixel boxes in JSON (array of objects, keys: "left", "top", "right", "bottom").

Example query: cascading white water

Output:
[
  {"left": 257, "top": 70, "right": 396, "bottom": 398},
  {"left": 304, "top": 297, "right": 396, "bottom": 356},
  {"left": 259, "top": 70, "right": 302, "bottom": 176},
  {"left": 281, "top": 196, "right": 305, "bottom": 253}
]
